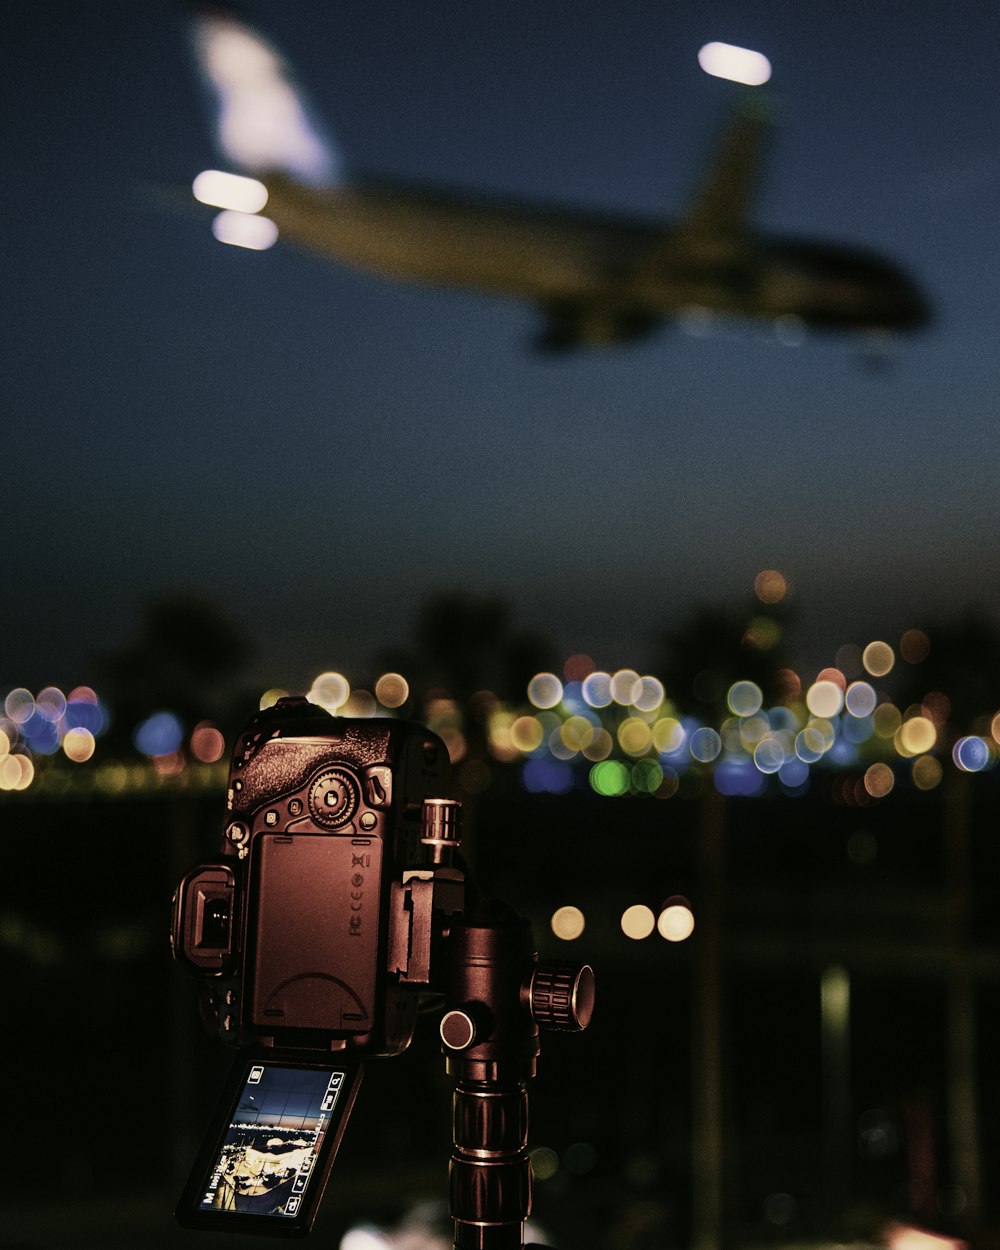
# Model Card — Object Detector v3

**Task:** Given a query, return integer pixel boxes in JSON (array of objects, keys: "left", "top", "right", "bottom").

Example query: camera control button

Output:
[
  {"left": 309, "top": 768, "right": 360, "bottom": 828},
  {"left": 440, "top": 1009, "right": 477, "bottom": 1051},
  {"left": 227, "top": 821, "right": 250, "bottom": 847},
  {"left": 364, "top": 766, "right": 392, "bottom": 808},
  {"left": 359, "top": 811, "right": 377, "bottom": 831}
]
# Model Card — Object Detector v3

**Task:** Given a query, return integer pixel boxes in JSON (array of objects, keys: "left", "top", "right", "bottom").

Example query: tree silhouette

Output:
[
  {"left": 892, "top": 610, "right": 1000, "bottom": 728},
  {"left": 100, "top": 594, "right": 252, "bottom": 745},
  {"left": 380, "top": 590, "right": 555, "bottom": 705},
  {"left": 654, "top": 599, "right": 792, "bottom": 718}
]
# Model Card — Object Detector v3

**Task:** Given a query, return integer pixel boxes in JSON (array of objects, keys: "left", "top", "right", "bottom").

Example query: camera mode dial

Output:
[{"left": 308, "top": 767, "right": 360, "bottom": 828}]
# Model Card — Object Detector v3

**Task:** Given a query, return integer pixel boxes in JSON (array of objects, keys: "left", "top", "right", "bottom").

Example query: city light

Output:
[
  {"left": 863, "top": 640, "right": 896, "bottom": 677},
  {"left": 4, "top": 570, "right": 1000, "bottom": 802},
  {"left": 551, "top": 905, "right": 586, "bottom": 940},
  {"left": 308, "top": 671, "right": 350, "bottom": 712},
  {"left": 621, "top": 905, "right": 656, "bottom": 940},
  {"left": 374, "top": 672, "right": 409, "bottom": 709},
  {"left": 658, "top": 901, "right": 695, "bottom": 942}
]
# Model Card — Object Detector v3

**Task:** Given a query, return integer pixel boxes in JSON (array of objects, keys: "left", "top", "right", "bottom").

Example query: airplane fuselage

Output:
[{"left": 262, "top": 174, "right": 930, "bottom": 345}]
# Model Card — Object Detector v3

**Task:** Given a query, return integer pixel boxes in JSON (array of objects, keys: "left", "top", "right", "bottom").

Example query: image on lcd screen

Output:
[{"left": 198, "top": 1063, "right": 345, "bottom": 1218}]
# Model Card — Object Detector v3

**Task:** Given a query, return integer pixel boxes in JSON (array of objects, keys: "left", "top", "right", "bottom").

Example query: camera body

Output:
[{"left": 172, "top": 695, "right": 453, "bottom": 1058}]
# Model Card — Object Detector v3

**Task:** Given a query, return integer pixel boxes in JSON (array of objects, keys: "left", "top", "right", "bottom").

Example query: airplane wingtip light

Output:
[
  {"left": 698, "top": 42, "right": 772, "bottom": 87},
  {"left": 193, "top": 169, "right": 269, "bottom": 213},
  {"left": 211, "top": 210, "right": 279, "bottom": 251}
]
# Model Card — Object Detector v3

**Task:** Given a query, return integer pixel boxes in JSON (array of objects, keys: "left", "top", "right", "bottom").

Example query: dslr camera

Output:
[
  {"left": 173, "top": 695, "right": 594, "bottom": 1244},
  {"left": 172, "top": 695, "right": 461, "bottom": 1235}
]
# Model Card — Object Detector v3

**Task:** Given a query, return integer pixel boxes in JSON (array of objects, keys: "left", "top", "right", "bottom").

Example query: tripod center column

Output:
[{"left": 450, "top": 1083, "right": 531, "bottom": 1250}]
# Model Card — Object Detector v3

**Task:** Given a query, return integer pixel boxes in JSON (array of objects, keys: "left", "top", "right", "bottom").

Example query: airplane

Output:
[{"left": 186, "top": 7, "right": 931, "bottom": 352}]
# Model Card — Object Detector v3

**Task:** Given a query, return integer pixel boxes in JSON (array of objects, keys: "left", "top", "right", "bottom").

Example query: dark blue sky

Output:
[{"left": 5, "top": 1, "right": 999, "bottom": 693}]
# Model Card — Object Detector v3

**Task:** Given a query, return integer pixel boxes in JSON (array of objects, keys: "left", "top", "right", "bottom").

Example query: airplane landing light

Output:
[
  {"left": 193, "top": 169, "right": 268, "bottom": 213},
  {"left": 698, "top": 42, "right": 772, "bottom": 86},
  {"left": 211, "top": 210, "right": 278, "bottom": 251}
]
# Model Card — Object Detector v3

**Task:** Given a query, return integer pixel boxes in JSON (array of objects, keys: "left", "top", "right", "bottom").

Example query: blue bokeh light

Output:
[{"left": 134, "top": 711, "right": 184, "bottom": 758}]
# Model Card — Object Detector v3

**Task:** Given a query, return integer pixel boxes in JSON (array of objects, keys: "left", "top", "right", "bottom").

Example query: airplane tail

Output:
[
  {"left": 188, "top": 4, "right": 342, "bottom": 186},
  {"left": 674, "top": 92, "right": 773, "bottom": 242}
]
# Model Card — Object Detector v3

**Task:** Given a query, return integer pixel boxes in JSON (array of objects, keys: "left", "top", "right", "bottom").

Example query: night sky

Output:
[{"left": 6, "top": 1, "right": 999, "bottom": 695}]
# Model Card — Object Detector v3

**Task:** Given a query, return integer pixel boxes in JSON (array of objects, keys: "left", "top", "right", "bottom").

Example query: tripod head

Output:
[{"left": 172, "top": 699, "right": 594, "bottom": 1243}]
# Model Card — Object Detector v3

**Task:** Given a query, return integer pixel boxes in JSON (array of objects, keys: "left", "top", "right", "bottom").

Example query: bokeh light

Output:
[
  {"left": 211, "top": 209, "right": 279, "bottom": 250},
  {"left": 590, "top": 759, "right": 630, "bottom": 796},
  {"left": 193, "top": 168, "right": 269, "bottom": 212},
  {"left": 728, "top": 680, "right": 763, "bottom": 717},
  {"left": 699, "top": 42, "right": 773, "bottom": 86},
  {"left": 343, "top": 690, "right": 377, "bottom": 718},
  {"left": 620, "top": 904, "right": 656, "bottom": 940},
  {"left": 631, "top": 675, "right": 665, "bottom": 712},
  {"left": 618, "top": 718, "right": 652, "bottom": 756},
  {"left": 561, "top": 716, "right": 596, "bottom": 753},
  {"left": 529, "top": 1146, "right": 560, "bottom": 1181},
  {"left": 652, "top": 717, "right": 685, "bottom": 754},
  {"left": 308, "top": 671, "right": 350, "bottom": 712},
  {"left": 528, "top": 672, "right": 563, "bottom": 709},
  {"left": 581, "top": 671, "right": 612, "bottom": 708},
  {"left": 0, "top": 754, "right": 34, "bottom": 791},
  {"left": 897, "top": 716, "right": 936, "bottom": 757},
  {"left": 873, "top": 704, "right": 902, "bottom": 739},
  {"left": 806, "top": 680, "right": 844, "bottom": 718},
  {"left": 134, "top": 711, "right": 184, "bottom": 758},
  {"left": 631, "top": 758, "right": 663, "bottom": 793},
  {"left": 62, "top": 727, "right": 96, "bottom": 763},
  {"left": 754, "top": 737, "right": 785, "bottom": 774},
  {"left": 845, "top": 681, "right": 878, "bottom": 718},
  {"left": 900, "top": 628, "right": 930, "bottom": 663},
  {"left": 864, "top": 762, "right": 895, "bottom": 798},
  {"left": 510, "top": 715, "right": 544, "bottom": 753},
  {"left": 551, "top": 905, "right": 586, "bottom": 940},
  {"left": 863, "top": 641, "right": 895, "bottom": 677},
  {"left": 36, "top": 686, "right": 67, "bottom": 722},
  {"left": 191, "top": 722, "right": 226, "bottom": 763},
  {"left": 657, "top": 901, "right": 695, "bottom": 942},
  {"left": 5, "top": 689, "right": 35, "bottom": 725},
  {"left": 581, "top": 728, "right": 614, "bottom": 761},
  {"left": 374, "top": 672, "right": 409, "bottom": 708},
  {"left": 690, "top": 727, "right": 722, "bottom": 763},
  {"left": 610, "top": 669, "right": 640, "bottom": 706},
  {"left": 754, "top": 569, "right": 787, "bottom": 604},
  {"left": 953, "top": 736, "right": 991, "bottom": 773},
  {"left": 564, "top": 653, "right": 595, "bottom": 682},
  {"left": 912, "top": 755, "right": 943, "bottom": 790}
]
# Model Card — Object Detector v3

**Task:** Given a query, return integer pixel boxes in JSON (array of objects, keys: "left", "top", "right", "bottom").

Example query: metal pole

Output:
[
  {"left": 943, "top": 774, "right": 982, "bottom": 1227},
  {"left": 692, "top": 786, "right": 725, "bottom": 1250},
  {"left": 820, "top": 964, "right": 851, "bottom": 1228}
]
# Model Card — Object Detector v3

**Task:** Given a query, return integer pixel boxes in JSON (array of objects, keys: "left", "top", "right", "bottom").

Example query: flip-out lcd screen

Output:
[
  {"left": 178, "top": 1053, "right": 362, "bottom": 1236},
  {"left": 200, "top": 1064, "right": 343, "bottom": 1216}
]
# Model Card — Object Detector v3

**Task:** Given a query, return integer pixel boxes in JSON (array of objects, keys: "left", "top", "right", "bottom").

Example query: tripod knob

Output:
[
  {"left": 525, "top": 961, "right": 595, "bottom": 1032},
  {"left": 421, "top": 797, "right": 462, "bottom": 865}
]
